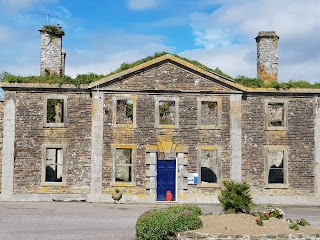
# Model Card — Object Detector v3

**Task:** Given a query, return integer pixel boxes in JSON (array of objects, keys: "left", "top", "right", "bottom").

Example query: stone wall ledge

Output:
[{"left": 177, "top": 231, "right": 320, "bottom": 240}]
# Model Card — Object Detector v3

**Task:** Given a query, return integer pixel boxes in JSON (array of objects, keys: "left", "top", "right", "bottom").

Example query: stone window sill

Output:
[
  {"left": 197, "top": 183, "right": 220, "bottom": 188},
  {"left": 265, "top": 126, "right": 287, "bottom": 131},
  {"left": 112, "top": 182, "right": 136, "bottom": 187},
  {"left": 264, "top": 184, "right": 289, "bottom": 189},
  {"left": 158, "top": 125, "right": 178, "bottom": 129},
  {"left": 198, "top": 126, "right": 221, "bottom": 130},
  {"left": 41, "top": 182, "right": 66, "bottom": 187}
]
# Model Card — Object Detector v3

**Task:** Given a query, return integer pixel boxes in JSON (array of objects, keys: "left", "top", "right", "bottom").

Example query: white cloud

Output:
[
  {"left": 187, "top": 0, "right": 320, "bottom": 82},
  {"left": 180, "top": 44, "right": 256, "bottom": 80},
  {"left": 127, "top": 0, "right": 159, "bottom": 11},
  {"left": 66, "top": 30, "right": 175, "bottom": 76}
]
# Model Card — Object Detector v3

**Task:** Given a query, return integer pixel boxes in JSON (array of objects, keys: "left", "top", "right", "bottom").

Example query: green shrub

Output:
[
  {"left": 135, "top": 205, "right": 202, "bottom": 240},
  {"left": 218, "top": 180, "right": 255, "bottom": 214},
  {"left": 42, "top": 25, "right": 65, "bottom": 36},
  {"left": 297, "top": 218, "right": 310, "bottom": 226}
]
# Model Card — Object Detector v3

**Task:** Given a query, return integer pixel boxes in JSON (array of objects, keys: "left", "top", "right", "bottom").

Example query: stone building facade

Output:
[{"left": 0, "top": 29, "right": 320, "bottom": 205}]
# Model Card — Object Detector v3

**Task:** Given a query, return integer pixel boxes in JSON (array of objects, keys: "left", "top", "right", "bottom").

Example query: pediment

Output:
[{"left": 88, "top": 55, "right": 245, "bottom": 93}]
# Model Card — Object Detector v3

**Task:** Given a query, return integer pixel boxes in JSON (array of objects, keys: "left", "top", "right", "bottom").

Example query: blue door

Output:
[{"left": 157, "top": 160, "right": 176, "bottom": 201}]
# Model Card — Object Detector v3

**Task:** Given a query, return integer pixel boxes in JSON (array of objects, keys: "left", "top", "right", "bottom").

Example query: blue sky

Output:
[{"left": 1, "top": 0, "right": 320, "bottom": 82}]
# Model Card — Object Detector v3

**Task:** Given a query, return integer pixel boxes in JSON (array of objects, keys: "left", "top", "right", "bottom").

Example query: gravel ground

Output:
[{"left": 197, "top": 213, "right": 320, "bottom": 235}]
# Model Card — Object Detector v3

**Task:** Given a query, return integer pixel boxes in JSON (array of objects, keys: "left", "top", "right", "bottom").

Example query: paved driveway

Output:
[{"left": 0, "top": 202, "right": 319, "bottom": 240}]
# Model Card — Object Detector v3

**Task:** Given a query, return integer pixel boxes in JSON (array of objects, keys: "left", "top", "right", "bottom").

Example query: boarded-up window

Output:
[
  {"left": 116, "top": 100, "right": 133, "bottom": 124},
  {"left": 267, "top": 150, "right": 285, "bottom": 184},
  {"left": 201, "top": 101, "right": 218, "bottom": 126},
  {"left": 115, "top": 149, "right": 132, "bottom": 182},
  {"left": 268, "top": 103, "right": 284, "bottom": 127},
  {"left": 199, "top": 150, "right": 219, "bottom": 184},
  {"left": 47, "top": 99, "right": 64, "bottom": 124},
  {"left": 45, "top": 148, "right": 63, "bottom": 182},
  {"left": 159, "top": 101, "right": 175, "bottom": 125}
]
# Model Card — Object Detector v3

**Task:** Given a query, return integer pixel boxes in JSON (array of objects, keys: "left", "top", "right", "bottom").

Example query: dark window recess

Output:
[
  {"left": 47, "top": 99, "right": 64, "bottom": 123},
  {"left": 116, "top": 100, "right": 133, "bottom": 124},
  {"left": 159, "top": 101, "right": 175, "bottom": 125},
  {"left": 45, "top": 148, "right": 63, "bottom": 182},
  {"left": 268, "top": 151, "right": 284, "bottom": 184},
  {"left": 201, "top": 167, "right": 217, "bottom": 183}
]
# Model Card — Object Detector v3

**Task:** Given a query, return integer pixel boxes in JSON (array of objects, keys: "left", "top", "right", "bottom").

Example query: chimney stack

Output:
[
  {"left": 39, "top": 25, "right": 66, "bottom": 76},
  {"left": 255, "top": 31, "right": 279, "bottom": 83}
]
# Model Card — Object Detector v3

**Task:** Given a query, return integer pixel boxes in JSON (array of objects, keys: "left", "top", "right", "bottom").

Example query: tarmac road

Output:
[{"left": 0, "top": 202, "right": 319, "bottom": 240}]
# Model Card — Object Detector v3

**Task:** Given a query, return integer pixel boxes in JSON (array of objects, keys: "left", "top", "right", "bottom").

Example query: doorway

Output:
[{"left": 156, "top": 159, "right": 176, "bottom": 201}]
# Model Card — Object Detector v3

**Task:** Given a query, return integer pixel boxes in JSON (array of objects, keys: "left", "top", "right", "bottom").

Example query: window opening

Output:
[
  {"left": 159, "top": 101, "right": 175, "bottom": 125},
  {"left": 115, "top": 149, "right": 132, "bottom": 182},
  {"left": 268, "top": 103, "right": 284, "bottom": 127},
  {"left": 45, "top": 148, "right": 63, "bottom": 182},
  {"left": 116, "top": 100, "right": 133, "bottom": 124},
  {"left": 200, "top": 150, "right": 219, "bottom": 184},
  {"left": 268, "top": 150, "right": 284, "bottom": 184},
  {"left": 201, "top": 101, "right": 218, "bottom": 126},
  {"left": 47, "top": 99, "right": 64, "bottom": 124}
]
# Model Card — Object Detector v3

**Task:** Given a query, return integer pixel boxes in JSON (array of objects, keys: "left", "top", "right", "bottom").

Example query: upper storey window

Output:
[
  {"left": 265, "top": 100, "right": 287, "bottom": 130},
  {"left": 197, "top": 97, "right": 222, "bottom": 129},
  {"left": 155, "top": 97, "right": 179, "bottom": 129},
  {"left": 112, "top": 96, "right": 136, "bottom": 128},
  {"left": 44, "top": 96, "right": 67, "bottom": 127}
]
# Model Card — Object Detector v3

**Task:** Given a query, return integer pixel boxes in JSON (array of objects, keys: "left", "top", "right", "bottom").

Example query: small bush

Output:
[
  {"left": 135, "top": 205, "right": 203, "bottom": 240},
  {"left": 297, "top": 218, "right": 310, "bottom": 226},
  {"left": 269, "top": 207, "right": 284, "bottom": 219},
  {"left": 218, "top": 180, "right": 255, "bottom": 214}
]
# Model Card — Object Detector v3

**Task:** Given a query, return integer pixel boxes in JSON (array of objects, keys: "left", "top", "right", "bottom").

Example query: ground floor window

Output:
[
  {"left": 198, "top": 146, "right": 220, "bottom": 185},
  {"left": 265, "top": 146, "right": 288, "bottom": 188},
  {"left": 41, "top": 144, "right": 66, "bottom": 185},
  {"left": 112, "top": 144, "right": 136, "bottom": 184}
]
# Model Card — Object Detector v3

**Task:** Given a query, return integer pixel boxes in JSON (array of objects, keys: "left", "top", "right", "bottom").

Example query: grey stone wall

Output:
[
  {"left": 103, "top": 62, "right": 229, "bottom": 92},
  {"left": 101, "top": 62, "right": 232, "bottom": 196},
  {"left": 13, "top": 92, "right": 92, "bottom": 194},
  {"left": 256, "top": 31, "right": 279, "bottom": 83},
  {"left": 40, "top": 31, "right": 63, "bottom": 76},
  {"left": 242, "top": 95, "right": 315, "bottom": 195}
]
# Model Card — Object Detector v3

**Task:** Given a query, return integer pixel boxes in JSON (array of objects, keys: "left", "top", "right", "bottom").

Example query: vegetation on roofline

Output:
[
  {"left": 233, "top": 75, "right": 320, "bottom": 89},
  {"left": 42, "top": 25, "right": 65, "bottom": 36},
  {"left": 2, "top": 52, "right": 320, "bottom": 89},
  {"left": 1, "top": 72, "right": 104, "bottom": 85}
]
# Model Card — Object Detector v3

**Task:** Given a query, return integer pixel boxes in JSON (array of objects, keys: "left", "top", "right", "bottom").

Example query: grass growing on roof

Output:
[
  {"left": 42, "top": 25, "right": 65, "bottom": 36},
  {"left": 2, "top": 52, "right": 320, "bottom": 89}
]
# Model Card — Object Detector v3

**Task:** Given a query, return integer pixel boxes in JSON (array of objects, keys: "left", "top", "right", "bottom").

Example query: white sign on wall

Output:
[{"left": 188, "top": 173, "right": 198, "bottom": 184}]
